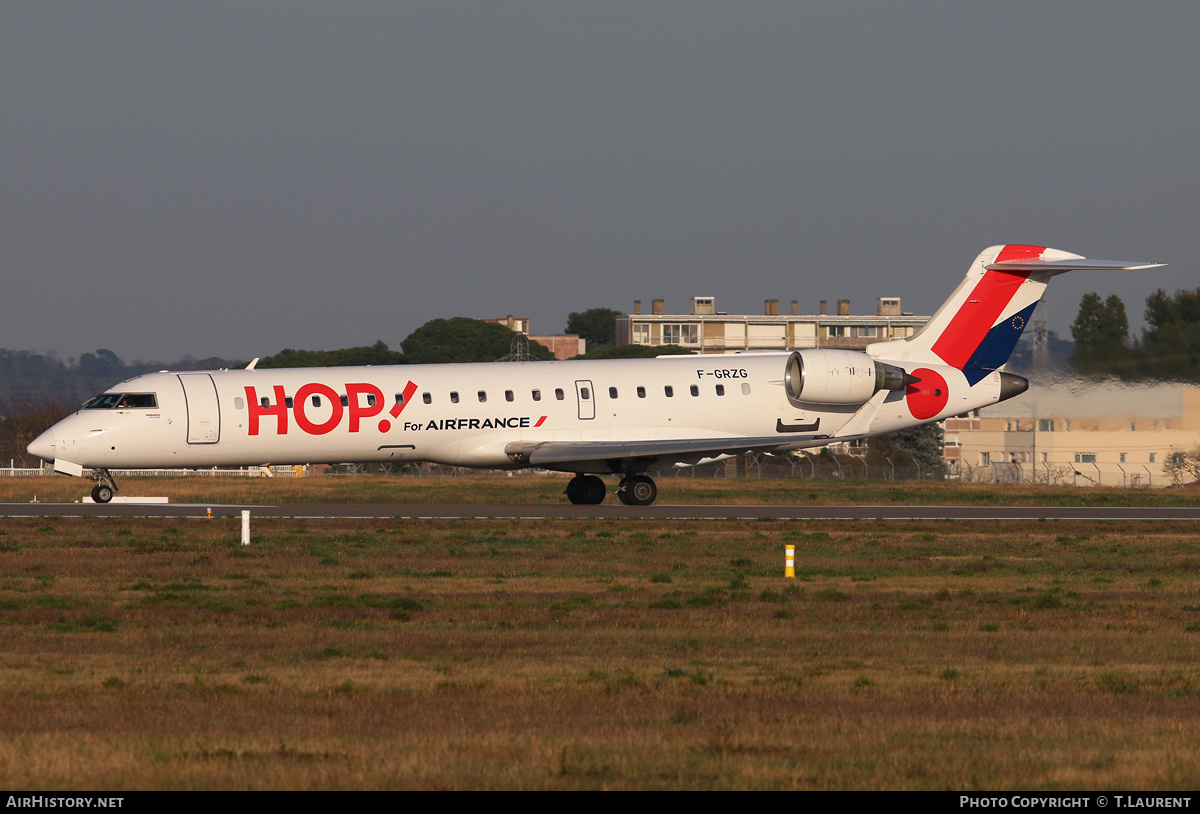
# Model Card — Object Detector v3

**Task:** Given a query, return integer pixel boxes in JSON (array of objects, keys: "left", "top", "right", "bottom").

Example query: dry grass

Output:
[
  {"left": 4, "top": 473, "right": 1200, "bottom": 507},
  {"left": 1, "top": 516, "right": 1199, "bottom": 789}
]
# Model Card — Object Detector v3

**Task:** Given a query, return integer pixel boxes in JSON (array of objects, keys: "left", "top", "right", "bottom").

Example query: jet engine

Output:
[{"left": 784, "top": 350, "right": 909, "bottom": 406}]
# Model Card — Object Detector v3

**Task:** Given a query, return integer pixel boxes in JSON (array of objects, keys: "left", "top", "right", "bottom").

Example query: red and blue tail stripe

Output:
[{"left": 929, "top": 245, "right": 1042, "bottom": 385}]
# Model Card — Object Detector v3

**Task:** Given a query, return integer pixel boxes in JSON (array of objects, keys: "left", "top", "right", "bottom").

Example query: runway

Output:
[{"left": 4, "top": 502, "right": 1200, "bottom": 521}]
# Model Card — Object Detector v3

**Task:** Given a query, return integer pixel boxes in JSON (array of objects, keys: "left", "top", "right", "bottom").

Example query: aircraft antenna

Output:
[
  {"left": 1031, "top": 294, "right": 1049, "bottom": 369},
  {"left": 497, "top": 332, "right": 541, "bottom": 362}
]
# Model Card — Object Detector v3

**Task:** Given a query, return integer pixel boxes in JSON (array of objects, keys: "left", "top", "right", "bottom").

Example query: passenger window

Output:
[
  {"left": 423, "top": 392, "right": 431, "bottom": 404},
  {"left": 716, "top": 384, "right": 725, "bottom": 396},
  {"left": 532, "top": 389, "right": 542, "bottom": 401},
  {"left": 260, "top": 397, "right": 270, "bottom": 409},
  {"left": 690, "top": 385, "right": 699, "bottom": 397},
  {"left": 505, "top": 390, "right": 514, "bottom": 402},
  {"left": 741, "top": 383, "right": 751, "bottom": 395},
  {"left": 313, "top": 396, "right": 322, "bottom": 407},
  {"left": 234, "top": 397, "right": 244, "bottom": 410},
  {"left": 339, "top": 395, "right": 349, "bottom": 407},
  {"left": 394, "top": 393, "right": 405, "bottom": 405},
  {"left": 580, "top": 387, "right": 590, "bottom": 400},
  {"left": 664, "top": 386, "right": 674, "bottom": 398},
  {"left": 637, "top": 386, "right": 646, "bottom": 398},
  {"left": 555, "top": 388, "right": 564, "bottom": 400},
  {"left": 285, "top": 397, "right": 294, "bottom": 408},
  {"left": 367, "top": 394, "right": 376, "bottom": 407},
  {"left": 478, "top": 391, "right": 487, "bottom": 403},
  {"left": 450, "top": 392, "right": 459, "bottom": 404},
  {"left": 609, "top": 387, "right": 618, "bottom": 399}
]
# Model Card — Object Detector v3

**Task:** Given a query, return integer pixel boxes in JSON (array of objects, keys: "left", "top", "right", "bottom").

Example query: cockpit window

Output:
[
  {"left": 82, "top": 394, "right": 121, "bottom": 409},
  {"left": 83, "top": 393, "right": 157, "bottom": 409}
]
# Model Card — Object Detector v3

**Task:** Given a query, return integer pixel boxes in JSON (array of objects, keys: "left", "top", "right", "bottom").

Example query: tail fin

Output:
[{"left": 867, "top": 244, "right": 1164, "bottom": 384}]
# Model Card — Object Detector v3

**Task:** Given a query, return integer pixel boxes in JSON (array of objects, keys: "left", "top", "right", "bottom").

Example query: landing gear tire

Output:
[
  {"left": 90, "top": 469, "right": 118, "bottom": 504},
  {"left": 617, "top": 475, "right": 657, "bottom": 506},
  {"left": 565, "top": 474, "right": 607, "bottom": 505}
]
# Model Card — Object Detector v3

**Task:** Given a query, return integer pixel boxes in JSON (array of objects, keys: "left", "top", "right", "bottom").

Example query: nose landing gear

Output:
[{"left": 90, "top": 469, "right": 118, "bottom": 504}]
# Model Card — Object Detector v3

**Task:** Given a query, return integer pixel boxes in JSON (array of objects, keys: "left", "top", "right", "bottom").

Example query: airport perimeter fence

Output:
[
  {"left": 952, "top": 460, "right": 1161, "bottom": 488},
  {"left": 332, "top": 452, "right": 945, "bottom": 482},
  {"left": 6, "top": 457, "right": 1173, "bottom": 486},
  {"left": 1, "top": 465, "right": 298, "bottom": 478},
  {"left": 5, "top": 453, "right": 945, "bottom": 482}
]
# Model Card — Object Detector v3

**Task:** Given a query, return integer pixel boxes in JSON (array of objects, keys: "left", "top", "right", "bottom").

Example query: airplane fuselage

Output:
[{"left": 33, "top": 353, "right": 998, "bottom": 473}]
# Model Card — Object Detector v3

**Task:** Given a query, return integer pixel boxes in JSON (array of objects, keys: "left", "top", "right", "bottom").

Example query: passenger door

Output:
[
  {"left": 178, "top": 373, "right": 221, "bottom": 444},
  {"left": 574, "top": 380, "right": 595, "bottom": 420}
]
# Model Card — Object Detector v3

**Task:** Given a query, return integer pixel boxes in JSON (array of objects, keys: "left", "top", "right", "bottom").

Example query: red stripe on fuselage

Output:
[{"left": 931, "top": 245, "right": 1041, "bottom": 369}]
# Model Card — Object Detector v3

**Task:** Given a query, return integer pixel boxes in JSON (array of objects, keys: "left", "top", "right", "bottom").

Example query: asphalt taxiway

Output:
[{"left": 3, "top": 503, "right": 1199, "bottom": 521}]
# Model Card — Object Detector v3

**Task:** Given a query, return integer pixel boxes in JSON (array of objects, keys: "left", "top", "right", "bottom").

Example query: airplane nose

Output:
[{"left": 27, "top": 428, "right": 56, "bottom": 462}]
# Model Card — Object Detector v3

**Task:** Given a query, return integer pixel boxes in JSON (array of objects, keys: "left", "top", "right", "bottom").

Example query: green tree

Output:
[
  {"left": 571, "top": 343, "right": 694, "bottom": 360},
  {"left": 566, "top": 308, "right": 622, "bottom": 350},
  {"left": 867, "top": 423, "right": 945, "bottom": 476},
  {"left": 77, "top": 348, "right": 123, "bottom": 378},
  {"left": 1136, "top": 287, "right": 1200, "bottom": 380},
  {"left": 0, "top": 349, "right": 241, "bottom": 405},
  {"left": 401, "top": 319, "right": 554, "bottom": 364},
  {"left": 1070, "top": 292, "right": 1130, "bottom": 370},
  {"left": 1144, "top": 287, "right": 1200, "bottom": 345},
  {"left": 256, "top": 340, "right": 407, "bottom": 369}
]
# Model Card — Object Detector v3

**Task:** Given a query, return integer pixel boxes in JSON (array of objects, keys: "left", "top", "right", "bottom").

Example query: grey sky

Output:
[{"left": 2, "top": 1, "right": 1194, "bottom": 363}]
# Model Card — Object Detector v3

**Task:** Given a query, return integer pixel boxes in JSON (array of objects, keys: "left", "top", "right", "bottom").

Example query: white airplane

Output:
[{"left": 29, "top": 245, "right": 1162, "bottom": 506}]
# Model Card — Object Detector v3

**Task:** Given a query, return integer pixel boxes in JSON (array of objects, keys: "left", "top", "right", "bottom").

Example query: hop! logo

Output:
[
  {"left": 243, "top": 380, "right": 548, "bottom": 436},
  {"left": 245, "top": 380, "right": 417, "bottom": 436}
]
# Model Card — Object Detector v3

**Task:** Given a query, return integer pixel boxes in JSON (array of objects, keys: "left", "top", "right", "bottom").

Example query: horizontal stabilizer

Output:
[{"left": 986, "top": 257, "right": 1165, "bottom": 273}]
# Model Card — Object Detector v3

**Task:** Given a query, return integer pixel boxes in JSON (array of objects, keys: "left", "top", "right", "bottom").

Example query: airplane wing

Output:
[{"left": 504, "top": 435, "right": 820, "bottom": 472}]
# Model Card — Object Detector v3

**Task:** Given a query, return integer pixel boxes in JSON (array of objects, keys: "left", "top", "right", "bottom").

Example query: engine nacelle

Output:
[{"left": 784, "top": 350, "right": 908, "bottom": 405}]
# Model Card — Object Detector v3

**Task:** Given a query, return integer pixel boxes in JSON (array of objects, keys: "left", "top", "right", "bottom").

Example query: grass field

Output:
[{"left": 2, "top": 484, "right": 1200, "bottom": 789}]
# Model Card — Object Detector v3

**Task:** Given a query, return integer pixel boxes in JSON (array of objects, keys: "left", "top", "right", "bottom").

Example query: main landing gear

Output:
[
  {"left": 565, "top": 474, "right": 606, "bottom": 505},
  {"left": 564, "top": 473, "right": 659, "bottom": 506},
  {"left": 616, "top": 475, "right": 657, "bottom": 507},
  {"left": 90, "top": 469, "right": 118, "bottom": 504}
]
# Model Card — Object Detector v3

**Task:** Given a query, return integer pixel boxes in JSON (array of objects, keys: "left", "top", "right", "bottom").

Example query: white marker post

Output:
[{"left": 241, "top": 510, "right": 251, "bottom": 546}]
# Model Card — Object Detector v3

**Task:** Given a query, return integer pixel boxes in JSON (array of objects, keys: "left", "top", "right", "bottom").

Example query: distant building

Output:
[
  {"left": 481, "top": 316, "right": 585, "bottom": 360},
  {"left": 482, "top": 316, "right": 531, "bottom": 334},
  {"left": 615, "top": 297, "right": 927, "bottom": 353},
  {"left": 944, "top": 378, "right": 1200, "bottom": 487}
]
